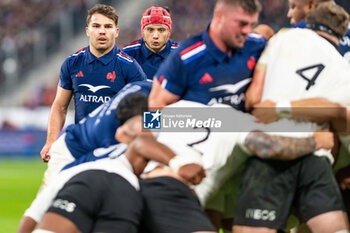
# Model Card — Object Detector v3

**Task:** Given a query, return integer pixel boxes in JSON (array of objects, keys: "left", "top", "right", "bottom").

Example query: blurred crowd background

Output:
[{"left": 0, "top": 0, "right": 348, "bottom": 155}]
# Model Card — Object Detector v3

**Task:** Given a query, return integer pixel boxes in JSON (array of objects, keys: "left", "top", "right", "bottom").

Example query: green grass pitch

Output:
[{"left": 0, "top": 159, "right": 46, "bottom": 233}]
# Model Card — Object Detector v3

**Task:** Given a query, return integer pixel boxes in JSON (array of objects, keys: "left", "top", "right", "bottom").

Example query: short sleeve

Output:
[
  {"left": 155, "top": 49, "right": 187, "bottom": 96},
  {"left": 58, "top": 58, "right": 73, "bottom": 90}
]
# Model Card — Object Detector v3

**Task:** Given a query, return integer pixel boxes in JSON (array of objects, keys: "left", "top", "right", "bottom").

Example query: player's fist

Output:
[
  {"left": 313, "top": 131, "right": 334, "bottom": 150},
  {"left": 178, "top": 164, "right": 206, "bottom": 185},
  {"left": 252, "top": 100, "right": 279, "bottom": 123},
  {"left": 40, "top": 143, "right": 52, "bottom": 163}
]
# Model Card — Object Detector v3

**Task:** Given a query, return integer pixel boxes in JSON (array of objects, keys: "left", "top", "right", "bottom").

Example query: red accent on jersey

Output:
[
  {"left": 106, "top": 71, "right": 116, "bottom": 82},
  {"left": 179, "top": 41, "right": 205, "bottom": 56},
  {"left": 247, "top": 56, "right": 256, "bottom": 70},
  {"left": 75, "top": 71, "right": 84, "bottom": 77},
  {"left": 159, "top": 75, "right": 164, "bottom": 84},
  {"left": 117, "top": 51, "right": 134, "bottom": 60},
  {"left": 129, "top": 40, "right": 141, "bottom": 45},
  {"left": 199, "top": 73, "right": 213, "bottom": 84},
  {"left": 74, "top": 48, "right": 86, "bottom": 54}
]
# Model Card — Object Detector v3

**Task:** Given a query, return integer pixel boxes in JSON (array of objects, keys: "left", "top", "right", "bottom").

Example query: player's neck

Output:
[
  {"left": 89, "top": 45, "right": 114, "bottom": 58},
  {"left": 316, "top": 31, "right": 339, "bottom": 46}
]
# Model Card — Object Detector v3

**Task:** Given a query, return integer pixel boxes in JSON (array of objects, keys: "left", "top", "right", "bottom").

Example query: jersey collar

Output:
[
  {"left": 141, "top": 38, "right": 171, "bottom": 59},
  {"left": 203, "top": 25, "right": 230, "bottom": 63},
  {"left": 87, "top": 45, "right": 118, "bottom": 65}
]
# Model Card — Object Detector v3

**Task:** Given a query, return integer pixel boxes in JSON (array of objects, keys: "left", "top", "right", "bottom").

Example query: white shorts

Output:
[{"left": 41, "top": 133, "right": 74, "bottom": 189}]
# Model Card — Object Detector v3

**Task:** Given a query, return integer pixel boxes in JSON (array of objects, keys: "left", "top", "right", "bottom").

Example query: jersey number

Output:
[
  {"left": 296, "top": 64, "right": 325, "bottom": 90},
  {"left": 187, "top": 127, "right": 211, "bottom": 155}
]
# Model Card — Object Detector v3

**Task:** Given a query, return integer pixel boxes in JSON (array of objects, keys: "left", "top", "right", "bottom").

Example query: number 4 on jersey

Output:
[{"left": 296, "top": 64, "right": 325, "bottom": 90}]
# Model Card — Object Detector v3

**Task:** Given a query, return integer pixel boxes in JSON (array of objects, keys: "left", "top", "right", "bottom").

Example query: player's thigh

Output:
[
  {"left": 295, "top": 156, "right": 345, "bottom": 222},
  {"left": 306, "top": 210, "right": 349, "bottom": 233},
  {"left": 140, "top": 177, "right": 216, "bottom": 233},
  {"left": 233, "top": 225, "right": 276, "bottom": 233},
  {"left": 234, "top": 157, "right": 300, "bottom": 230},
  {"left": 47, "top": 170, "right": 142, "bottom": 233}
]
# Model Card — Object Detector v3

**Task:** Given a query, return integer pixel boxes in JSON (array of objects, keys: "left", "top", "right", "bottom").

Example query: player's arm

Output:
[
  {"left": 244, "top": 130, "right": 334, "bottom": 160},
  {"left": 253, "top": 24, "right": 275, "bottom": 40},
  {"left": 40, "top": 86, "right": 72, "bottom": 162},
  {"left": 148, "top": 77, "right": 180, "bottom": 109},
  {"left": 117, "top": 116, "right": 204, "bottom": 184},
  {"left": 126, "top": 134, "right": 205, "bottom": 185},
  {"left": 245, "top": 63, "right": 267, "bottom": 111},
  {"left": 252, "top": 97, "right": 345, "bottom": 124}
]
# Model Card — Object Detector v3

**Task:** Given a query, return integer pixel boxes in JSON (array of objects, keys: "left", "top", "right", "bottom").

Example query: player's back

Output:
[
  {"left": 65, "top": 81, "right": 152, "bottom": 159},
  {"left": 260, "top": 28, "right": 350, "bottom": 105}
]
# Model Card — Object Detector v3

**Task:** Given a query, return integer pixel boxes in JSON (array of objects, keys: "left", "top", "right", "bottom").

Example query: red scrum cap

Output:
[{"left": 141, "top": 6, "right": 172, "bottom": 38}]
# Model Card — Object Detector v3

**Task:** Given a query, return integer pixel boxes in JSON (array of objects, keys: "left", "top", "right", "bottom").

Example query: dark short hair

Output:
[
  {"left": 216, "top": 0, "right": 262, "bottom": 14},
  {"left": 87, "top": 4, "right": 119, "bottom": 26},
  {"left": 116, "top": 93, "right": 148, "bottom": 125},
  {"left": 306, "top": 2, "right": 349, "bottom": 38}
]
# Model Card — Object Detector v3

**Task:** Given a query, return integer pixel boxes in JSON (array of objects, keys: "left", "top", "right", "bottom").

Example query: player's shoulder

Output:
[
  {"left": 166, "top": 100, "right": 207, "bottom": 108},
  {"left": 67, "top": 47, "right": 87, "bottom": 60},
  {"left": 169, "top": 39, "right": 180, "bottom": 50},
  {"left": 176, "top": 34, "right": 208, "bottom": 64},
  {"left": 245, "top": 32, "right": 267, "bottom": 47},
  {"left": 122, "top": 39, "right": 142, "bottom": 51},
  {"left": 115, "top": 50, "right": 136, "bottom": 64}
]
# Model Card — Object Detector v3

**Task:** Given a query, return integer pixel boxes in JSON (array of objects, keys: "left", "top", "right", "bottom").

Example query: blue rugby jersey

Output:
[
  {"left": 122, "top": 38, "right": 179, "bottom": 80},
  {"left": 59, "top": 45, "right": 147, "bottom": 123},
  {"left": 64, "top": 81, "right": 152, "bottom": 159},
  {"left": 293, "top": 20, "right": 350, "bottom": 61},
  {"left": 155, "top": 29, "right": 266, "bottom": 111}
]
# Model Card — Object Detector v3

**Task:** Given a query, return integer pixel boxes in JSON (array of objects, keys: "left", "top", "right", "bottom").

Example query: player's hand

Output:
[
  {"left": 340, "top": 177, "right": 350, "bottom": 190},
  {"left": 336, "top": 165, "right": 350, "bottom": 190},
  {"left": 40, "top": 143, "right": 52, "bottom": 163},
  {"left": 252, "top": 100, "right": 279, "bottom": 123},
  {"left": 313, "top": 131, "right": 334, "bottom": 150},
  {"left": 178, "top": 164, "right": 206, "bottom": 185}
]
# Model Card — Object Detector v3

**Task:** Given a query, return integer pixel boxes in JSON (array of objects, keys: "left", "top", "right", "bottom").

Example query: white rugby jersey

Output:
[
  {"left": 260, "top": 28, "right": 350, "bottom": 105},
  {"left": 257, "top": 28, "right": 350, "bottom": 163},
  {"left": 144, "top": 100, "right": 317, "bottom": 204},
  {"left": 24, "top": 154, "right": 138, "bottom": 223}
]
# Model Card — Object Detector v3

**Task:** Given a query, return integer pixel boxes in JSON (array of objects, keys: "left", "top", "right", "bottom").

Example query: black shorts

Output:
[
  {"left": 47, "top": 170, "right": 143, "bottom": 233},
  {"left": 139, "top": 176, "right": 216, "bottom": 233},
  {"left": 234, "top": 155, "right": 344, "bottom": 230}
]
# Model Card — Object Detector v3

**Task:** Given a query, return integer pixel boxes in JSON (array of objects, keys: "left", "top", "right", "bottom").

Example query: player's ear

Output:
[
  {"left": 115, "top": 27, "right": 120, "bottom": 38},
  {"left": 85, "top": 26, "right": 90, "bottom": 37}
]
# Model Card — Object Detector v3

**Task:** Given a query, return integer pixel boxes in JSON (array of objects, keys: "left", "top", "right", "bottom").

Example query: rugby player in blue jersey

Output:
[
  {"left": 287, "top": 0, "right": 350, "bottom": 62},
  {"left": 122, "top": 6, "right": 179, "bottom": 80},
  {"left": 149, "top": 0, "right": 266, "bottom": 112},
  {"left": 40, "top": 4, "right": 146, "bottom": 163},
  {"left": 18, "top": 81, "right": 151, "bottom": 233},
  {"left": 43, "top": 81, "right": 151, "bottom": 186},
  {"left": 18, "top": 116, "right": 209, "bottom": 233}
]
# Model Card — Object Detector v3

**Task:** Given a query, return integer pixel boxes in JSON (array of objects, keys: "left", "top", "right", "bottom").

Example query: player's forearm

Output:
[
  {"left": 290, "top": 98, "right": 344, "bottom": 123},
  {"left": 245, "top": 64, "right": 266, "bottom": 111},
  {"left": 46, "top": 105, "right": 67, "bottom": 143},
  {"left": 244, "top": 131, "right": 317, "bottom": 160},
  {"left": 129, "top": 135, "right": 176, "bottom": 165}
]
